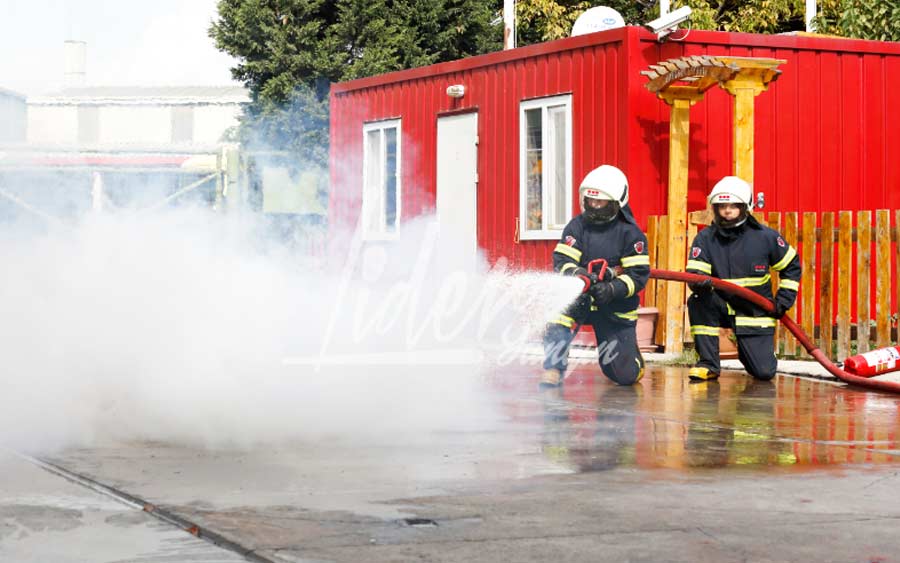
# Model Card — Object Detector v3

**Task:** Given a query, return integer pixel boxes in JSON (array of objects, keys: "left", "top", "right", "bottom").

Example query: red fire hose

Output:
[{"left": 650, "top": 269, "right": 900, "bottom": 393}]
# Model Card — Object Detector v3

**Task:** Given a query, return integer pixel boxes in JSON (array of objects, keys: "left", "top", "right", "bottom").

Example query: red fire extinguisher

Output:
[{"left": 842, "top": 346, "right": 900, "bottom": 378}]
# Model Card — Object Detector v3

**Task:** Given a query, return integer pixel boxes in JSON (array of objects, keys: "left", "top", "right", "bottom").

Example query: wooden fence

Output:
[{"left": 645, "top": 210, "right": 900, "bottom": 359}]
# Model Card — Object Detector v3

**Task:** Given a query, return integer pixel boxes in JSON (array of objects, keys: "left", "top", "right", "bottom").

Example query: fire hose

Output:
[{"left": 649, "top": 269, "right": 900, "bottom": 394}]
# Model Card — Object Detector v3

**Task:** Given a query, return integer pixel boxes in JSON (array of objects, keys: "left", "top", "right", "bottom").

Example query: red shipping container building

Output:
[{"left": 329, "top": 27, "right": 900, "bottom": 271}]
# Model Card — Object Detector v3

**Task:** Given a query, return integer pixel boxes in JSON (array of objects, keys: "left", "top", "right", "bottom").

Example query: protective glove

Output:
[
  {"left": 600, "top": 265, "right": 619, "bottom": 282},
  {"left": 772, "top": 301, "right": 790, "bottom": 319},
  {"left": 772, "top": 289, "right": 796, "bottom": 319},
  {"left": 567, "top": 266, "right": 599, "bottom": 292},
  {"left": 589, "top": 280, "right": 619, "bottom": 304},
  {"left": 688, "top": 278, "right": 714, "bottom": 295}
]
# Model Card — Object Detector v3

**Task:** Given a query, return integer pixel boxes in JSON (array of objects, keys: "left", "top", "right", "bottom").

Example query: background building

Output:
[
  {"left": 0, "top": 87, "right": 26, "bottom": 144},
  {"left": 26, "top": 86, "right": 246, "bottom": 150}
]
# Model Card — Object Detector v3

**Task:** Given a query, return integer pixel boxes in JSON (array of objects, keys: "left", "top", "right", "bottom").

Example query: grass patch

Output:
[{"left": 655, "top": 348, "right": 699, "bottom": 366}]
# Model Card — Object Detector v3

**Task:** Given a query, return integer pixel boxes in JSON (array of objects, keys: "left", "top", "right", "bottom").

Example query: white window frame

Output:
[
  {"left": 518, "top": 94, "right": 573, "bottom": 241},
  {"left": 361, "top": 119, "right": 402, "bottom": 240}
]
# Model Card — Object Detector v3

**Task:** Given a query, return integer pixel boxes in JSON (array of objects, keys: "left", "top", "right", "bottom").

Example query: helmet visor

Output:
[
  {"left": 583, "top": 197, "right": 619, "bottom": 224},
  {"left": 712, "top": 203, "right": 748, "bottom": 229}
]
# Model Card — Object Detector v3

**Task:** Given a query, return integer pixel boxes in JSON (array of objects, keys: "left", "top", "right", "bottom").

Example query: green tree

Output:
[
  {"left": 515, "top": 0, "right": 661, "bottom": 44},
  {"left": 666, "top": 0, "right": 805, "bottom": 34},
  {"left": 514, "top": 0, "right": 900, "bottom": 41},
  {"left": 815, "top": 0, "right": 900, "bottom": 42},
  {"left": 514, "top": 0, "right": 808, "bottom": 42},
  {"left": 516, "top": 0, "right": 590, "bottom": 44}
]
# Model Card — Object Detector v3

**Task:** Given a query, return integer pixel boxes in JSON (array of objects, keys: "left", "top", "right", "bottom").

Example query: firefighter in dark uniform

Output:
[
  {"left": 541, "top": 165, "right": 650, "bottom": 387},
  {"left": 686, "top": 176, "right": 801, "bottom": 381}
]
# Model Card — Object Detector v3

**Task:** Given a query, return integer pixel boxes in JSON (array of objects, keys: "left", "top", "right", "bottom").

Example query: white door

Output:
[{"left": 436, "top": 112, "right": 479, "bottom": 255}]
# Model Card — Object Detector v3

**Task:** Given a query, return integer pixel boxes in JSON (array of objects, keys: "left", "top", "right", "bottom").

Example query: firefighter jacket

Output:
[
  {"left": 552, "top": 205, "right": 650, "bottom": 324},
  {"left": 686, "top": 215, "right": 801, "bottom": 334}
]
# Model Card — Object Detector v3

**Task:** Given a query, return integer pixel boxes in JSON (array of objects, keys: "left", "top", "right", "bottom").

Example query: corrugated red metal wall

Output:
[{"left": 331, "top": 27, "right": 900, "bottom": 279}]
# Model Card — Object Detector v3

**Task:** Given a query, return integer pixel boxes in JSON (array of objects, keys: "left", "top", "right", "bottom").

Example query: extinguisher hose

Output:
[{"left": 649, "top": 269, "right": 900, "bottom": 393}]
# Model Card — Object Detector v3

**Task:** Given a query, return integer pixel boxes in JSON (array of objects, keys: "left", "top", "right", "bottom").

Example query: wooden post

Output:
[
  {"left": 856, "top": 211, "right": 872, "bottom": 353},
  {"left": 723, "top": 79, "right": 766, "bottom": 184},
  {"left": 875, "top": 210, "right": 891, "bottom": 348}
]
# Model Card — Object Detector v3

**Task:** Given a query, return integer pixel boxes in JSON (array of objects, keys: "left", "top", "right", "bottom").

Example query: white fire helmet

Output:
[
  {"left": 578, "top": 165, "right": 629, "bottom": 208},
  {"left": 707, "top": 176, "right": 752, "bottom": 207}
]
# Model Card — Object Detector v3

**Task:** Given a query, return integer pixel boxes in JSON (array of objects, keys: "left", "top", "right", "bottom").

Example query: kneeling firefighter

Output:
[
  {"left": 541, "top": 165, "right": 650, "bottom": 387},
  {"left": 685, "top": 176, "right": 801, "bottom": 381}
]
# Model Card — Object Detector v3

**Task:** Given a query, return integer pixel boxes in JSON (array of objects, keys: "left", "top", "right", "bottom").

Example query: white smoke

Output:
[{"left": 0, "top": 207, "right": 581, "bottom": 453}]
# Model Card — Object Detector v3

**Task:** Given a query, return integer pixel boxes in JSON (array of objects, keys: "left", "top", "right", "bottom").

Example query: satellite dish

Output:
[{"left": 571, "top": 6, "right": 626, "bottom": 36}]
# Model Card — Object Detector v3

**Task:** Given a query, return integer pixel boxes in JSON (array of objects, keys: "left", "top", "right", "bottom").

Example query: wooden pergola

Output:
[{"left": 642, "top": 55, "right": 785, "bottom": 353}]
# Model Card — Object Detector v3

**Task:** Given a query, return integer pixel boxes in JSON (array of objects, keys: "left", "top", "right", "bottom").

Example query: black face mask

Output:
[
  {"left": 713, "top": 203, "right": 748, "bottom": 229},
  {"left": 583, "top": 198, "right": 620, "bottom": 225}
]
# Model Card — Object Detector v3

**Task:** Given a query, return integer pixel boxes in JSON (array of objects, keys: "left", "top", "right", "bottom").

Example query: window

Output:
[
  {"left": 362, "top": 119, "right": 401, "bottom": 239},
  {"left": 519, "top": 95, "right": 572, "bottom": 240}
]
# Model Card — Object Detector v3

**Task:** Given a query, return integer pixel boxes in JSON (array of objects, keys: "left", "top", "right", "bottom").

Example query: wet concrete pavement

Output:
[
  {"left": 0, "top": 451, "right": 247, "bottom": 562},
  {"left": 5, "top": 365, "right": 900, "bottom": 562}
]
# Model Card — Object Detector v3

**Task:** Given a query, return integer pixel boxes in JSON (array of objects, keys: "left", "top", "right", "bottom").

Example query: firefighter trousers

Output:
[
  {"left": 687, "top": 291, "right": 777, "bottom": 381},
  {"left": 543, "top": 295, "right": 645, "bottom": 385}
]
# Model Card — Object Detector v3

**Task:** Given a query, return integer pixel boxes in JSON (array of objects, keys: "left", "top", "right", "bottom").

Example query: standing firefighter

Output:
[
  {"left": 541, "top": 165, "right": 650, "bottom": 387},
  {"left": 686, "top": 176, "right": 801, "bottom": 381}
]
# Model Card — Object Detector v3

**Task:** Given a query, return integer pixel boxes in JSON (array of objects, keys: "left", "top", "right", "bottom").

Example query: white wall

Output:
[
  {"left": 100, "top": 106, "right": 172, "bottom": 146},
  {"left": 0, "top": 91, "right": 27, "bottom": 143},
  {"left": 25, "top": 101, "right": 243, "bottom": 147},
  {"left": 193, "top": 104, "right": 241, "bottom": 144},
  {"left": 27, "top": 105, "right": 78, "bottom": 145}
]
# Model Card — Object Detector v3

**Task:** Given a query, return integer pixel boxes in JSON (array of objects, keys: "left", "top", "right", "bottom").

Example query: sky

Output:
[{"left": 0, "top": 0, "right": 240, "bottom": 96}]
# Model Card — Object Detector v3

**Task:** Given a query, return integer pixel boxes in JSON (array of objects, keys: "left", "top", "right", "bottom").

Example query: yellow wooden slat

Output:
[
  {"left": 654, "top": 216, "right": 669, "bottom": 348},
  {"left": 896, "top": 210, "right": 900, "bottom": 345},
  {"left": 856, "top": 211, "right": 872, "bottom": 353},
  {"left": 800, "top": 212, "right": 817, "bottom": 359},
  {"left": 820, "top": 212, "right": 835, "bottom": 355},
  {"left": 875, "top": 210, "right": 891, "bottom": 348},
  {"left": 783, "top": 212, "right": 799, "bottom": 356},
  {"left": 836, "top": 211, "right": 853, "bottom": 360},
  {"left": 645, "top": 216, "right": 658, "bottom": 309},
  {"left": 767, "top": 212, "right": 782, "bottom": 354}
]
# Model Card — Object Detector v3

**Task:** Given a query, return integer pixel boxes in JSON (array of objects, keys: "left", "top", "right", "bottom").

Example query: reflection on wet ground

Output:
[{"left": 491, "top": 365, "right": 900, "bottom": 474}]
